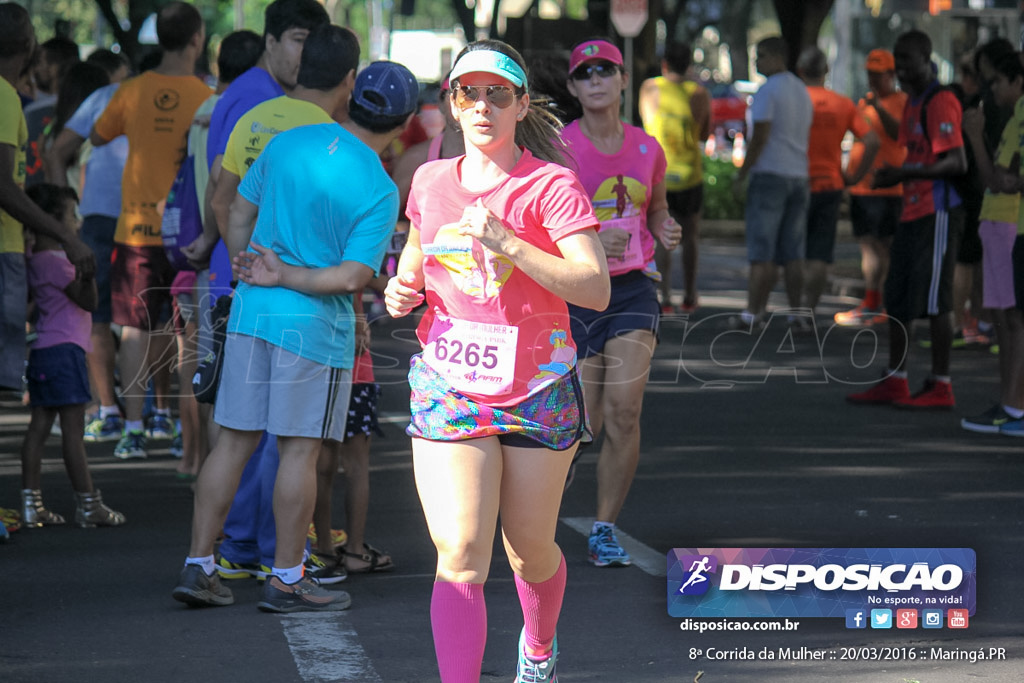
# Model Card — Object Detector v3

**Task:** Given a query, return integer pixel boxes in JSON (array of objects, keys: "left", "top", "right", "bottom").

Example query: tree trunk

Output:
[
  {"left": 771, "top": 0, "right": 834, "bottom": 72},
  {"left": 451, "top": 0, "right": 477, "bottom": 41}
]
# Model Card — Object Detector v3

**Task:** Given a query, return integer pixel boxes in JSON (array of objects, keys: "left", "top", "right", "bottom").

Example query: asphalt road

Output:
[{"left": 1, "top": 239, "right": 1022, "bottom": 682}]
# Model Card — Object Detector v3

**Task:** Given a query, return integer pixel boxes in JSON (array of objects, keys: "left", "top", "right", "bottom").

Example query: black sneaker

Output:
[
  {"left": 172, "top": 564, "right": 234, "bottom": 607},
  {"left": 257, "top": 575, "right": 352, "bottom": 613},
  {"left": 306, "top": 552, "right": 348, "bottom": 585}
]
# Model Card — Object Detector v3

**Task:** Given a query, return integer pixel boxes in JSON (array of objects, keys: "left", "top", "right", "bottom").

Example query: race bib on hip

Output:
[{"left": 423, "top": 313, "right": 518, "bottom": 397}]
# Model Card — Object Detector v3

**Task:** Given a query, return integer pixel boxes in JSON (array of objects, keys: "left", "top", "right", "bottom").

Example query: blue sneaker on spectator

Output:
[
  {"left": 84, "top": 414, "right": 124, "bottom": 442},
  {"left": 515, "top": 627, "right": 558, "bottom": 682},
  {"left": 999, "top": 418, "right": 1024, "bottom": 437},
  {"left": 114, "top": 431, "right": 147, "bottom": 460},
  {"left": 588, "top": 523, "right": 632, "bottom": 567},
  {"left": 145, "top": 414, "right": 176, "bottom": 440}
]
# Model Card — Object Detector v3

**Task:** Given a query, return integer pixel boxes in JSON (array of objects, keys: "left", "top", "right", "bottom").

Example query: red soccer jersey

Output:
[{"left": 898, "top": 84, "right": 964, "bottom": 221}]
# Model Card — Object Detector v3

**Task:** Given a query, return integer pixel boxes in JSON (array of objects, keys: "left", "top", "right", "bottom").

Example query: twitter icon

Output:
[{"left": 870, "top": 609, "right": 892, "bottom": 629}]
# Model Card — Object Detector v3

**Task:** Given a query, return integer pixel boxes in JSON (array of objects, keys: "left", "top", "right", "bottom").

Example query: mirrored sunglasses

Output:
[
  {"left": 453, "top": 84, "right": 518, "bottom": 110},
  {"left": 570, "top": 62, "right": 619, "bottom": 81}
]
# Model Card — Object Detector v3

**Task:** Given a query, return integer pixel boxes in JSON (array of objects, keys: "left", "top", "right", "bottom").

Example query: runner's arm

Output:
[{"left": 844, "top": 130, "right": 880, "bottom": 187}]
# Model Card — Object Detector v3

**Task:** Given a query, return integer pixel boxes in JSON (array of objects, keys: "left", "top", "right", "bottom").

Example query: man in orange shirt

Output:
[
  {"left": 90, "top": 1, "right": 211, "bottom": 459},
  {"left": 835, "top": 49, "right": 908, "bottom": 327},
  {"left": 797, "top": 46, "right": 879, "bottom": 320}
]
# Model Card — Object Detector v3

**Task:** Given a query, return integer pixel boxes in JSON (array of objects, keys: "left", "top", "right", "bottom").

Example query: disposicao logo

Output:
[
  {"left": 676, "top": 555, "right": 717, "bottom": 596},
  {"left": 667, "top": 548, "right": 976, "bottom": 619}
]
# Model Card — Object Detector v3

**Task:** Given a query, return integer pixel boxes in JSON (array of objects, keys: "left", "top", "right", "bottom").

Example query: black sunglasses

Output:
[
  {"left": 570, "top": 62, "right": 619, "bottom": 81},
  {"left": 453, "top": 84, "right": 518, "bottom": 110}
]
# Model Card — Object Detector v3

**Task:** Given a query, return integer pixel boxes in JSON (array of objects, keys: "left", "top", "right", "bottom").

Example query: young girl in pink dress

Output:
[{"left": 21, "top": 184, "right": 125, "bottom": 528}]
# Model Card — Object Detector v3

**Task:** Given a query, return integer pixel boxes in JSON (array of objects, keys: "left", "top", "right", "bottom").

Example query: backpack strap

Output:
[{"left": 918, "top": 82, "right": 946, "bottom": 145}]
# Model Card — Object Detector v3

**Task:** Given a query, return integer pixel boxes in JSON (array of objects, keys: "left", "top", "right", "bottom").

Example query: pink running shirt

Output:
[
  {"left": 406, "top": 149, "right": 599, "bottom": 406},
  {"left": 561, "top": 121, "right": 667, "bottom": 276},
  {"left": 26, "top": 248, "right": 92, "bottom": 352}
]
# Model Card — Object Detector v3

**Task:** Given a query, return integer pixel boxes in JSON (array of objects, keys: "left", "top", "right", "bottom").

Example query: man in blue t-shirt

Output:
[
  {"left": 173, "top": 60, "right": 418, "bottom": 613},
  {"left": 175, "top": 0, "right": 330, "bottom": 593}
]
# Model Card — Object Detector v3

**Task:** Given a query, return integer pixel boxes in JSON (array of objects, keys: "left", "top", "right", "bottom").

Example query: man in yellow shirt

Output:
[
  {"left": 639, "top": 42, "right": 711, "bottom": 314},
  {"left": 0, "top": 3, "right": 93, "bottom": 390},
  {"left": 90, "top": 1, "right": 211, "bottom": 459}
]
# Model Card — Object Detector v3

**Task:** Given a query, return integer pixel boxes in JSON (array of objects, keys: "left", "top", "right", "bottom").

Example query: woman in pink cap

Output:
[
  {"left": 384, "top": 39, "right": 610, "bottom": 682},
  {"left": 560, "top": 38, "right": 681, "bottom": 570}
]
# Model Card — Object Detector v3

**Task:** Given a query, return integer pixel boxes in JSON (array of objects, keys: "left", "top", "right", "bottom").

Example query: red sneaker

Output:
[
  {"left": 894, "top": 379, "right": 955, "bottom": 410},
  {"left": 834, "top": 304, "right": 887, "bottom": 327},
  {"left": 847, "top": 376, "right": 910, "bottom": 405}
]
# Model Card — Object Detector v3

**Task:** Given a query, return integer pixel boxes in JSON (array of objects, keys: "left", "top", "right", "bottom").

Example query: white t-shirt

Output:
[
  {"left": 748, "top": 71, "right": 812, "bottom": 178},
  {"left": 66, "top": 83, "right": 128, "bottom": 219}
]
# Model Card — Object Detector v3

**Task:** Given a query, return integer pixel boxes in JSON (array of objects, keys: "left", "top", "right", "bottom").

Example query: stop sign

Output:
[{"left": 610, "top": 0, "right": 648, "bottom": 38}]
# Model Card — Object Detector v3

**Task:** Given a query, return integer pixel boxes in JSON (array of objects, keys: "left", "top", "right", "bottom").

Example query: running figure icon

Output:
[{"left": 679, "top": 556, "right": 711, "bottom": 593}]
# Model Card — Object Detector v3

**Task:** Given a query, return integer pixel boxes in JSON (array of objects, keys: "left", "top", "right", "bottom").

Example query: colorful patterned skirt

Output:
[{"left": 406, "top": 353, "right": 587, "bottom": 451}]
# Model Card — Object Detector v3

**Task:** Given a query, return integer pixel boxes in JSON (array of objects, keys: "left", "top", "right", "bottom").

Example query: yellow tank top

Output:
[{"left": 643, "top": 77, "right": 702, "bottom": 191}]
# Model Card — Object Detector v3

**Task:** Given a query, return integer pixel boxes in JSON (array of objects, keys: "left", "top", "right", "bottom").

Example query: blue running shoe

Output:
[
  {"left": 114, "top": 431, "right": 147, "bottom": 460},
  {"left": 515, "top": 627, "right": 558, "bottom": 682},
  {"left": 84, "top": 414, "right": 124, "bottom": 442},
  {"left": 999, "top": 418, "right": 1024, "bottom": 437},
  {"left": 145, "top": 414, "right": 176, "bottom": 440},
  {"left": 588, "top": 523, "right": 632, "bottom": 567}
]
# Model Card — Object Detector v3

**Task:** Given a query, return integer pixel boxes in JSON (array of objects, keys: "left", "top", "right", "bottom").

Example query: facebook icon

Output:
[{"left": 846, "top": 609, "right": 867, "bottom": 629}]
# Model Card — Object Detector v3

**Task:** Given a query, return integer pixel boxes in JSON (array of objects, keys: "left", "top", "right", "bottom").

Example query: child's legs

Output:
[
  {"left": 177, "top": 319, "right": 201, "bottom": 474},
  {"left": 58, "top": 404, "right": 93, "bottom": 493},
  {"left": 314, "top": 439, "right": 341, "bottom": 556},
  {"left": 21, "top": 406, "right": 57, "bottom": 490},
  {"left": 337, "top": 433, "right": 371, "bottom": 554}
]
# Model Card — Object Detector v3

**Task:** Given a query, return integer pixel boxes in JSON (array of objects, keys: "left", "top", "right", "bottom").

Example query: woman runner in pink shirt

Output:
[
  {"left": 561, "top": 39, "right": 681, "bottom": 568},
  {"left": 384, "top": 40, "right": 610, "bottom": 683}
]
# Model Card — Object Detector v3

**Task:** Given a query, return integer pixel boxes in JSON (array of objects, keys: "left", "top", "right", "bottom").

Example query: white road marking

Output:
[
  {"left": 561, "top": 517, "right": 667, "bottom": 577},
  {"left": 280, "top": 612, "right": 381, "bottom": 682}
]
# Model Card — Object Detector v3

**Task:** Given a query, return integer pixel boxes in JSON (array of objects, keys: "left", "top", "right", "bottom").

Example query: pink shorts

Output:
[{"left": 979, "top": 220, "right": 1018, "bottom": 310}]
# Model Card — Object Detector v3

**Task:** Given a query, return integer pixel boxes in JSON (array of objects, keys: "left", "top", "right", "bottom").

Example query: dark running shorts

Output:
[
  {"left": 26, "top": 343, "right": 91, "bottom": 407},
  {"left": 805, "top": 190, "right": 843, "bottom": 263},
  {"left": 849, "top": 195, "right": 901, "bottom": 240},
  {"left": 885, "top": 208, "right": 963, "bottom": 322},
  {"left": 666, "top": 185, "right": 704, "bottom": 216},
  {"left": 568, "top": 270, "right": 660, "bottom": 359}
]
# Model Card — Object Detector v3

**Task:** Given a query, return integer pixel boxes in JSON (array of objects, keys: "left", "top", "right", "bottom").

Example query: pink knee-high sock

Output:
[
  {"left": 430, "top": 581, "right": 487, "bottom": 683},
  {"left": 514, "top": 553, "right": 567, "bottom": 657}
]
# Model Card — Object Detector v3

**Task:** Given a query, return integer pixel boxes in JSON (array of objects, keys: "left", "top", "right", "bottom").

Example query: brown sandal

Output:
[{"left": 342, "top": 542, "right": 394, "bottom": 573}]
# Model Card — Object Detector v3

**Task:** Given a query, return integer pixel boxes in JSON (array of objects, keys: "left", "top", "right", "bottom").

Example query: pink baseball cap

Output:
[{"left": 569, "top": 40, "right": 624, "bottom": 75}]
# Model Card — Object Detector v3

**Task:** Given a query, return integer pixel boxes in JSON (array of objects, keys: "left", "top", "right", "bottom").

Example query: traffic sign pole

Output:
[{"left": 610, "top": 0, "right": 648, "bottom": 125}]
